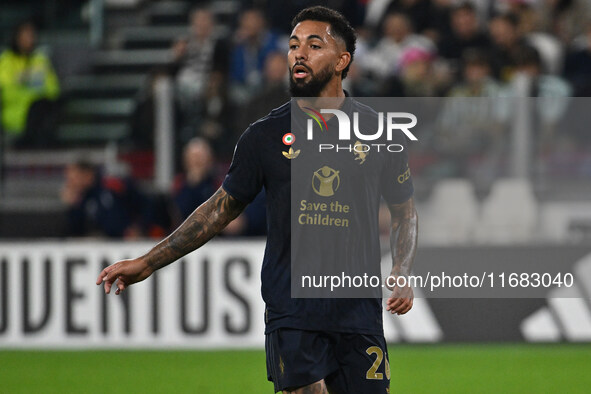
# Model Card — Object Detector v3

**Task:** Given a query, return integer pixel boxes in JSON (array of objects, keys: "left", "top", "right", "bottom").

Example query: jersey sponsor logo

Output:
[
  {"left": 397, "top": 167, "right": 411, "bottom": 184},
  {"left": 312, "top": 166, "right": 340, "bottom": 197},
  {"left": 298, "top": 199, "right": 350, "bottom": 228},
  {"left": 282, "top": 147, "right": 300, "bottom": 160}
]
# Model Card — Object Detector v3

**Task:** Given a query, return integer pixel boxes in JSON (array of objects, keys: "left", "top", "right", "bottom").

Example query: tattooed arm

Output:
[
  {"left": 96, "top": 187, "right": 247, "bottom": 294},
  {"left": 385, "top": 197, "right": 418, "bottom": 315}
]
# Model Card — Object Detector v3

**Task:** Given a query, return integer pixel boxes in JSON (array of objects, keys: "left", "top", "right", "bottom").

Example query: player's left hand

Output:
[{"left": 385, "top": 275, "right": 414, "bottom": 315}]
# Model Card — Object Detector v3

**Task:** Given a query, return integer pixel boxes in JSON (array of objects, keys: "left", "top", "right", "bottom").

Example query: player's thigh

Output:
[
  {"left": 326, "top": 334, "right": 390, "bottom": 394},
  {"left": 282, "top": 379, "right": 329, "bottom": 394},
  {"left": 266, "top": 328, "right": 339, "bottom": 393}
]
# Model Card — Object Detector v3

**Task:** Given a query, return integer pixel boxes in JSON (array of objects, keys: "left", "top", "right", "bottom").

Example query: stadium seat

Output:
[
  {"left": 420, "top": 179, "right": 479, "bottom": 245},
  {"left": 474, "top": 178, "right": 538, "bottom": 244},
  {"left": 540, "top": 202, "right": 591, "bottom": 243}
]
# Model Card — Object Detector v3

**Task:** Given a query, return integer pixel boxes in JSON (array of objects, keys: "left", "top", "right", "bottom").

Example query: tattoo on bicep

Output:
[
  {"left": 146, "top": 187, "right": 247, "bottom": 270},
  {"left": 211, "top": 187, "right": 247, "bottom": 222}
]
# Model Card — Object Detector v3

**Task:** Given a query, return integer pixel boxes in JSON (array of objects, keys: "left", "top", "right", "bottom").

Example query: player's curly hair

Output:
[{"left": 291, "top": 6, "right": 356, "bottom": 80}]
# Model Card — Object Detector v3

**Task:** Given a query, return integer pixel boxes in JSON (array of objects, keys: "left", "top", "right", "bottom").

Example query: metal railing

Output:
[{"left": 89, "top": 0, "right": 105, "bottom": 48}]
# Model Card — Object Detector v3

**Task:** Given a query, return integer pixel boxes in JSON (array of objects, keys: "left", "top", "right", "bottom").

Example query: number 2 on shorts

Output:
[{"left": 366, "top": 346, "right": 390, "bottom": 380}]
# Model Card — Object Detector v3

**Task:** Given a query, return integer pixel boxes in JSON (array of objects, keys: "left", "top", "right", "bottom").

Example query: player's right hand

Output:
[{"left": 96, "top": 258, "right": 153, "bottom": 295}]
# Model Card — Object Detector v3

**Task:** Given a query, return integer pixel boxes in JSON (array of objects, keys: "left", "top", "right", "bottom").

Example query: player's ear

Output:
[{"left": 335, "top": 52, "right": 351, "bottom": 74}]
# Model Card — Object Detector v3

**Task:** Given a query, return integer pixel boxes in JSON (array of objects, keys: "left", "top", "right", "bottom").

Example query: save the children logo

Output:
[{"left": 312, "top": 166, "right": 340, "bottom": 197}]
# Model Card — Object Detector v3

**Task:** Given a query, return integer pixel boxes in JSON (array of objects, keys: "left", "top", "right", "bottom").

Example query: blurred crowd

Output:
[
  {"left": 60, "top": 137, "right": 267, "bottom": 239},
  {"left": 2, "top": 0, "right": 591, "bottom": 238},
  {"left": 126, "top": 1, "right": 589, "bottom": 162},
  {"left": 158, "top": 0, "right": 591, "bottom": 158}
]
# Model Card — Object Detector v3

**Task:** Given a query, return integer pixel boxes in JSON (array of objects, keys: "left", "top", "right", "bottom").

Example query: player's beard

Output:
[{"left": 289, "top": 63, "right": 335, "bottom": 97}]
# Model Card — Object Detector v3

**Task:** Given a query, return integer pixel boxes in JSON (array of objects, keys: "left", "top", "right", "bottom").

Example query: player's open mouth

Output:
[{"left": 293, "top": 65, "right": 310, "bottom": 79}]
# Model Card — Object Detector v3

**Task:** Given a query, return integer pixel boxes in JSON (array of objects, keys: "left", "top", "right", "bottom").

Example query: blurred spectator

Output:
[
  {"left": 0, "top": 21, "right": 60, "bottom": 148},
  {"left": 229, "top": 8, "right": 282, "bottom": 103},
  {"left": 382, "top": 0, "right": 436, "bottom": 36},
  {"left": 499, "top": 0, "right": 532, "bottom": 14},
  {"left": 438, "top": 2, "right": 490, "bottom": 64},
  {"left": 172, "top": 7, "right": 229, "bottom": 114},
  {"left": 539, "top": 0, "right": 591, "bottom": 44},
  {"left": 512, "top": 45, "right": 571, "bottom": 98},
  {"left": 488, "top": 13, "right": 526, "bottom": 81},
  {"left": 194, "top": 70, "right": 236, "bottom": 159},
  {"left": 266, "top": 0, "right": 367, "bottom": 33},
  {"left": 448, "top": 49, "right": 501, "bottom": 97},
  {"left": 425, "top": 0, "right": 454, "bottom": 43},
  {"left": 437, "top": 50, "right": 505, "bottom": 171},
  {"left": 171, "top": 138, "right": 218, "bottom": 223},
  {"left": 564, "top": 22, "right": 591, "bottom": 96},
  {"left": 171, "top": 137, "right": 266, "bottom": 236},
  {"left": 510, "top": 46, "right": 571, "bottom": 151},
  {"left": 380, "top": 47, "right": 450, "bottom": 96},
  {"left": 342, "top": 62, "right": 376, "bottom": 97},
  {"left": 239, "top": 51, "right": 290, "bottom": 131},
  {"left": 61, "top": 159, "right": 147, "bottom": 239},
  {"left": 517, "top": 4, "right": 564, "bottom": 74},
  {"left": 342, "top": 27, "right": 373, "bottom": 95},
  {"left": 361, "top": 12, "right": 434, "bottom": 80}
]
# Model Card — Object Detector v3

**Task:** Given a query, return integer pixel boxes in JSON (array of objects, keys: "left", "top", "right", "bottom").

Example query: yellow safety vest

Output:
[{"left": 0, "top": 49, "right": 60, "bottom": 134}]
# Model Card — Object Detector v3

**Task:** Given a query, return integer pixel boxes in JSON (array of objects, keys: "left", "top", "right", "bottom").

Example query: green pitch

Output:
[{"left": 1, "top": 344, "right": 589, "bottom": 393}]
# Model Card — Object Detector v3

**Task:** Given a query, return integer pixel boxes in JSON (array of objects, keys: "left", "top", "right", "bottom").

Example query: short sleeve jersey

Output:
[{"left": 223, "top": 97, "right": 413, "bottom": 335}]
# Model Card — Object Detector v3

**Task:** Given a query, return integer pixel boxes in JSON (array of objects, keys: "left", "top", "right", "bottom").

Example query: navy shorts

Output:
[{"left": 266, "top": 328, "right": 391, "bottom": 393}]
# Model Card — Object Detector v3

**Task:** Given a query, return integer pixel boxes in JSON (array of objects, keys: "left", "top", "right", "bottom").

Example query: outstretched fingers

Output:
[{"left": 96, "top": 264, "right": 120, "bottom": 294}]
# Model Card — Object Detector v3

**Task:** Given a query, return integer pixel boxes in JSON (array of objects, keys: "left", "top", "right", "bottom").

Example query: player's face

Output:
[{"left": 288, "top": 20, "right": 347, "bottom": 97}]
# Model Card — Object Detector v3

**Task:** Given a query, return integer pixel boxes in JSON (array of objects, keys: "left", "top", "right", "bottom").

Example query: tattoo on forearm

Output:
[
  {"left": 145, "top": 187, "right": 247, "bottom": 271},
  {"left": 389, "top": 198, "right": 418, "bottom": 277}
]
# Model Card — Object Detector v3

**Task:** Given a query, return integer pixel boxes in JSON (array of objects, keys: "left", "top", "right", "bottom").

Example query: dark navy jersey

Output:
[{"left": 222, "top": 97, "right": 414, "bottom": 335}]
